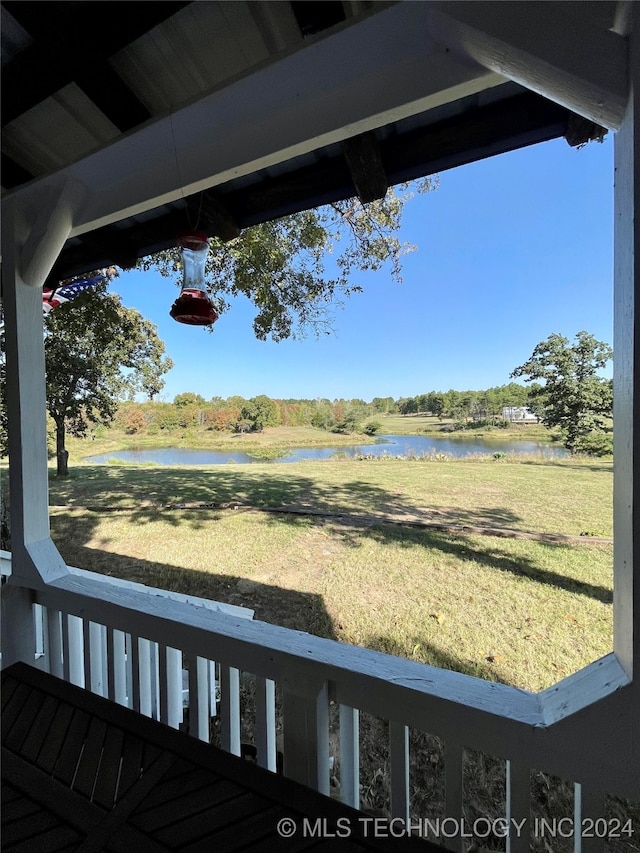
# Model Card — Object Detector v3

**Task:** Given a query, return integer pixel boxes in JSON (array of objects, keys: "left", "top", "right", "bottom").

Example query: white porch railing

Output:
[{"left": 1, "top": 553, "right": 636, "bottom": 853}]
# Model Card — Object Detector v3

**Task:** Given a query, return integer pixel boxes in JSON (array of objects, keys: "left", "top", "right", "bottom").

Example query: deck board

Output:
[
  {"left": 36, "top": 701, "right": 76, "bottom": 774},
  {"left": 53, "top": 709, "right": 92, "bottom": 787},
  {"left": 2, "top": 674, "right": 20, "bottom": 710},
  {"left": 91, "top": 726, "right": 125, "bottom": 809},
  {"left": 21, "top": 694, "right": 63, "bottom": 763},
  {"left": 2, "top": 663, "right": 442, "bottom": 852},
  {"left": 130, "top": 779, "right": 243, "bottom": 833},
  {"left": 3, "top": 684, "right": 44, "bottom": 751},
  {"left": 132, "top": 766, "right": 224, "bottom": 812},
  {"left": 72, "top": 716, "right": 108, "bottom": 798}
]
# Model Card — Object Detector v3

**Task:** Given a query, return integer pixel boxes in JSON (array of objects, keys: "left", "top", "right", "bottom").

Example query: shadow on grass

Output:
[
  {"left": 49, "top": 512, "right": 337, "bottom": 640},
  {"left": 50, "top": 465, "right": 611, "bottom": 626},
  {"left": 49, "top": 464, "right": 526, "bottom": 528},
  {"left": 518, "top": 459, "right": 613, "bottom": 473},
  {"left": 360, "top": 524, "right": 613, "bottom": 605}
]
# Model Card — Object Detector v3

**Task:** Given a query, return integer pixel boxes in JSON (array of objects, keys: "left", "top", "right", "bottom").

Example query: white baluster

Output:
[
  {"left": 189, "top": 656, "right": 210, "bottom": 742},
  {"left": 255, "top": 675, "right": 277, "bottom": 771},
  {"left": 574, "top": 783, "right": 604, "bottom": 853},
  {"left": 33, "top": 603, "right": 45, "bottom": 661},
  {"left": 63, "top": 613, "right": 84, "bottom": 687},
  {"left": 138, "top": 637, "right": 153, "bottom": 717},
  {"left": 159, "top": 645, "right": 183, "bottom": 729},
  {"left": 46, "top": 608, "right": 63, "bottom": 678},
  {"left": 390, "top": 721, "right": 410, "bottom": 823},
  {"left": 339, "top": 705, "right": 359, "bottom": 808},
  {"left": 88, "top": 622, "right": 106, "bottom": 696},
  {"left": 506, "top": 760, "right": 530, "bottom": 853},
  {"left": 107, "top": 628, "right": 127, "bottom": 706},
  {"left": 220, "top": 664, "right": 241, "bottom": 756}
]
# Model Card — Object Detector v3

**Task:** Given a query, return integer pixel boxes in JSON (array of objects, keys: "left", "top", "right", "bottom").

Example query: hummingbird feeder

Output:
[{"left": 170, "top": 231, "right": 219, "bottom": 326}]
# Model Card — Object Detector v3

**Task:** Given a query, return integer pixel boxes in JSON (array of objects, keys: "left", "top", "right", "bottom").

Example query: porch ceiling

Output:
[{"left": 1, "top": 1, "right": 619, "bottom": 284}]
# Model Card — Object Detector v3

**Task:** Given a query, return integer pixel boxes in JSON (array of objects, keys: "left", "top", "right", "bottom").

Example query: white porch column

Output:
[
  {"left": 1, "top": 183, "right": 80, "bottom": 589},
  {"left": 613, "top": 5, "right": 639, "bottom": 742}
]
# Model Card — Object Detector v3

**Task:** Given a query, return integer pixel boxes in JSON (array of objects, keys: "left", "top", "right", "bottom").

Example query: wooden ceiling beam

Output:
[
  {"left": 380, "top": 92, "right": 569, "bottom": 183},
  {"left": 41, "top": 92, "right": 572, "bottom": 283},
  {"left": 341, "top": 132, "right": 388, "bottom": 203},
  {"left": 1, "top": 2, "right": 188, "bottom": 129},
  {"left": 426, "top": 0, "right": 628, "bottom": 130},
  {"left": 4, "top": 2, "right": 503, "bottom": 240}
]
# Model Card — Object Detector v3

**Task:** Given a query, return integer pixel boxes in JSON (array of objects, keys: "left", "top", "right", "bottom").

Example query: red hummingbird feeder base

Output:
[{"left": 170, "top": 289, "right": 219, "bottom": 325}]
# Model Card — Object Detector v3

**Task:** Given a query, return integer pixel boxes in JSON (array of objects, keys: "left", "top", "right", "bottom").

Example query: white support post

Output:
[
  {"left": 339, "top": 705, "right": 360, "bottom": 808},
  {"left": 613, "top": 1, "right": 640, "bottom": 763},
  {"left": 220, "top": 664, "right": 241, "bottom": 756},
  {"left": 0, "top": 584, "right": 35, "bottom": 669},
  {"left": 389, "top": 721, "right": 410, "bottom": 823},
  {"left": 282, "top": 681, "right": 330, "bottom": 794},
  {"left": 1, "top": 188, "right": 78, "bottom": 588},
  {"left": 255, "top": 676, "right": 277, "bottom": 771}
]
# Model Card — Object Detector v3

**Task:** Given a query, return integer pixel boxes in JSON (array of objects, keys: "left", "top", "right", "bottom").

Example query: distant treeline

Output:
[
  {"left": 395, "top": 382, "right": 541, "bottom": 420},
  {"left": 112, "top": 383, "right": 541, "bottom": 436}
]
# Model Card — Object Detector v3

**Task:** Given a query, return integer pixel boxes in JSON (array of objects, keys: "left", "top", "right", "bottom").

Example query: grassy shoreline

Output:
[{"left": 60, "top": 418, "right": 569, "bottom": 466}]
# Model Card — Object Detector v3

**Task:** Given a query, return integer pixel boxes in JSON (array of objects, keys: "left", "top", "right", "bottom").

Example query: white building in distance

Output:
[{"left": 502, "top": 406, "right": 539, "bottom": 423}]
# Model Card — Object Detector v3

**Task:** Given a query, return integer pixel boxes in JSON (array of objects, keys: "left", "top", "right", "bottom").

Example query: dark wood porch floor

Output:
[{"left": 2, "top": 663, "right": 440, "bottom": 852}]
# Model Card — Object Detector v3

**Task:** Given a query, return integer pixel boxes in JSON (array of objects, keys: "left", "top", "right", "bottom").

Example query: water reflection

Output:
[{"left": 86, "top": 434, "right": 567, "bottom": 466}]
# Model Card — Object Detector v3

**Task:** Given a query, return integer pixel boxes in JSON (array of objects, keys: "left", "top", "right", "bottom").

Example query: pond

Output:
[{"left": 86, "top": 434, "right": 568, "bottom": 466}]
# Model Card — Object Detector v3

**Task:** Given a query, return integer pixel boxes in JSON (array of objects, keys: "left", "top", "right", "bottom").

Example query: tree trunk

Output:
[{"left": 55, "top": 418, "right": 69, "bottom": 477}]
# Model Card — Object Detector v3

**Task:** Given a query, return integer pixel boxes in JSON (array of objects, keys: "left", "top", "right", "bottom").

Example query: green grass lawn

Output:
[
  {"left": 32, "top": 447, "right": 636, "bottom": 843},
  {"left": 47, "top": 454, "right": 613, "bottom": 693}
]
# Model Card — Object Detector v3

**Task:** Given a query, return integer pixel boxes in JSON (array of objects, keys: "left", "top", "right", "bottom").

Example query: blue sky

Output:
[{"left": 111, "top": 134, "right": 614, "bottom": 403}]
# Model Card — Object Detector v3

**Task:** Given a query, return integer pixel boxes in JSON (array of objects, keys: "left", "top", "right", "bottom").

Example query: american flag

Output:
[{"left": 42, "top": 275, "right": 105, "bottom": 315}]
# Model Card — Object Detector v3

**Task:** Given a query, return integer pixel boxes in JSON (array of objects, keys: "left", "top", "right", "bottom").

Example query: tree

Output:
[
  {"left": 240, "top": 395, "right": 281, "bottom": 431},
  {"left": 44, "top": 280, "right": 173, "bottom": 475},
  {"left": 510, "top": 331, "right": 613, "bottom": 453},
  {"left": 139, "top": 180, "right": 436, "bottom": 342},
  {"left": 174, "top": 392, "right": 206, "bottom": 407}
]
